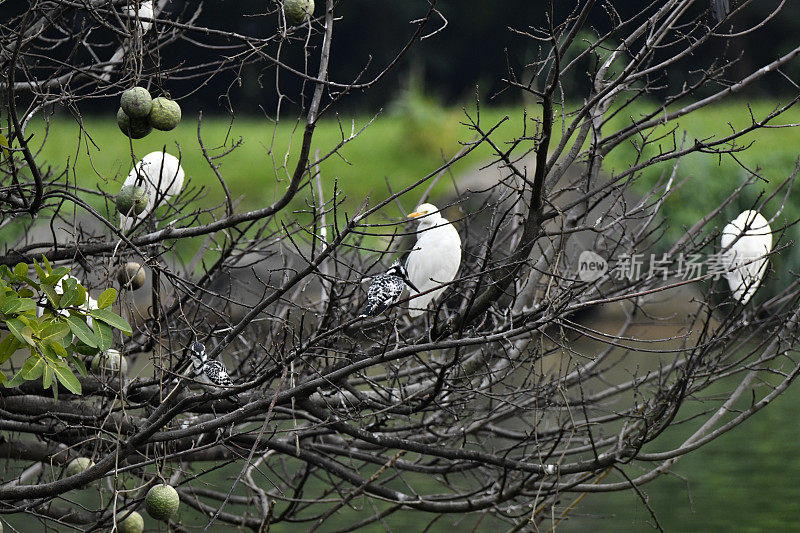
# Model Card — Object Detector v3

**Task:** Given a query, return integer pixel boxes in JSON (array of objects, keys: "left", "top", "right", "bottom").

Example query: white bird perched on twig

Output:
[
  {"left": 721, "top": 210, "right": 772, "bottom": 305},
  {"left": 405, "top": 203, "right": 462, "bottom": 317},
  {"left": 358, "top": 261, "right": 419, "bottom": 318},
  {"left": 120, "top": 151, "right": 185, "bottom": 231}
]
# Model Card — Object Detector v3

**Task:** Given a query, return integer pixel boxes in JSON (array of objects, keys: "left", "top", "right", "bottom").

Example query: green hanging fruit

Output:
[
  {"left": 120, "top": 87, "right": 153, "bottom": 118},
  {"left": 117, "top": 108, "right": 152, "bottom": 139},
  {"left": 117, "top": 261, "right": 146, "bottom": 290},
  {"left": 283, "top": 0, "right": 314, "bottom": 24},
  {"left": 146, "top": 484, "right": 180, "bottom": 521},
  {"left": 116, "top": 184, "right": 149, "bottom": 216},
  {"left": 147, "top": 97, "right": 181, "bottom": 131}
]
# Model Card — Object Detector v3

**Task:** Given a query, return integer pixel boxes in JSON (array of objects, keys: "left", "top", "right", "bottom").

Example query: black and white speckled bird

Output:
[
  {"left": 189, "top": 340, "right": 234, "bottom": 389},
  {"left": 359, "top": 262, "right": 419, "bottom": 318}
]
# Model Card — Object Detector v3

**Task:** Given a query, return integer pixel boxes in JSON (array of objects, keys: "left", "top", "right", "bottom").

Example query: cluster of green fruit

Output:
[
  {"left": 64, "top": 458, "right": 181, "bottom": 533},
  {"left": 117, "top": 86, "right": 181, "bottom": 139}
]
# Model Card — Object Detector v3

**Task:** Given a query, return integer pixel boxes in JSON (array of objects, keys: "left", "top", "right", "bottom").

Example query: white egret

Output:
[
  {"left": 405, "top": 203, "right": 462, "bottom": 317},
  {"left": 710, "top": 0, "right": 729, "bottom": 23},
  {"left": 126, "top": 0, "right": 154, "bottom": 33},
  {"left": 37, "top": 275, "right": 98, "bottom": 327},
  {"left": 721, "top": 210, "right": 772, "bottom": 304},
  {"left": 120, "top": 151, "right": 185, "bottom": 230}
]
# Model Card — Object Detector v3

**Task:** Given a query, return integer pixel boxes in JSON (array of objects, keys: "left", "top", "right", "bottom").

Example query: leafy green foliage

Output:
[{"left": 0, "top": 257, "right": 132, "bottom": 398}]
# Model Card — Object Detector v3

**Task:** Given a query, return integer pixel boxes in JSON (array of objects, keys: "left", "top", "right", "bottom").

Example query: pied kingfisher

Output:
[
  {"left": 359, "top": 262, "right": 419, "bottom": 318},
  {"left": 189, "top": 341, "right": 235, "bottom": 390}
]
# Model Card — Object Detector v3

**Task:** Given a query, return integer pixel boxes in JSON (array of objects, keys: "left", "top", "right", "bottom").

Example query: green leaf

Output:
[
  {"left": 1, "top": 297, "right": 22, "bottom": 315},
  {"left": 72, "top": 342, "right": 100, "bottom": 357},
  {"left": 89, "top": 308, "right": 132, "bottom": 336},
  {"left": 40, "top": 322, "right": 71, "bottom": 345},
  {"left": 60, "top": 287, "right": 77, "bottom": 308},
  {"left": 0, "top": 133, "right": 9, "bottom": 160},
  {"left": 42, "top": 365, "right": 53, "bottom": 389},
  {"left": 51, "top": 340, "right": 68, "bottom": 358},
  {"left": 97, "top": 288, "right": 117, "bottom": 309},
  {"left": 68, "top": 354, "right": 88, "bottom": 377},
  {"left": 33, "top": 261, "right": 47, "bottom": 284},
  {"left": 4, "top": 369, "right": 25, "bottom": 389},
  {"left": 42, "top": 256, "right": 52, "bottom": 274},
  {"left": 0, "top": 370, "right": 6, "bottom": 384},
  {"left": 41, "top": 284, "right": 60, "bottom": 307},
  {"left": 6, "top": 318, "right": 34, "bottom": 345},
  {"left": 21, "top": 277, "right": 40, "bottom": 290},
  {"left": 44, "top": 267, "right": 70, "bottom": 285},
  {"left": 0, "top": 334, "right": 21, "bottom": 364},
  {"left": 53, "top": 362, "right": 81, "bottom": 395},
  {"left": 16, "top": 298, "right": 36, "bottom": 313},
  {"left": 40, "top": 342, "right": 58, "bottom": 362},
  {"left": 13, "top": 263, "right": 27, "bottom": 279},
  {"left": 74, "top": 285, "right": 86, "bottom": 307},
  {"left": 18, "top": 288, "right": 34, "bottom": 298},
  {"left": 95, "top": 320, "right": 113, "bottom": 350},
  {"left": 65, "top": 316, "right": 98, "bottom": 347},
  {"left": 21, "top": 355, "right": 44, "bottom": 380}
]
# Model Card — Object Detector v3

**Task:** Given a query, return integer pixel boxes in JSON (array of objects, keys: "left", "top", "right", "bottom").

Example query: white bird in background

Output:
[
  {"left": 721, "top": 210, "right": 773, "bottom": 305},
  {"left": 37, "top": 275, "right": 98, "bottom": 326},
  {"left": 710, "top": 0, "right": 730, "bottom": 24},
  {"left": 120, "top": 151, "right": 185, "bottom": 230},
  {"left": 405, "top": 203, "right": 462, "bottom": 317},
  {"left": 126, "top": 0, "right": 154, "bottom": 33}
]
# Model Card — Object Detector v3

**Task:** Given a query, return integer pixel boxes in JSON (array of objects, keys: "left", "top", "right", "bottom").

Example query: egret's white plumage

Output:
[
  {"left": 126, "top": 0, "right": 154, "bottom": 33},
  {"left": 120, "top": 151, "right": 185, "bottom": 230},
  {"left": 37, "top": 275, "right": 98, "bottom": 327},
  {"left": 721, "top": 210, "right": 772, "bottom": 304},
  {"left": 405, "top": 203, "right": 462, "bottom": 317}
]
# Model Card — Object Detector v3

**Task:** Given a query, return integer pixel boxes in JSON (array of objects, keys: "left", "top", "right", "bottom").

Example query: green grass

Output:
[
  {"left": 27, "top": 104, "right": 524, "bottom": 218},
  {"left": 28, "top": 98, "right": 800, "bottom": 219},
  {"left": 18, "top": 97, "right": 800, "bottom": 288}
]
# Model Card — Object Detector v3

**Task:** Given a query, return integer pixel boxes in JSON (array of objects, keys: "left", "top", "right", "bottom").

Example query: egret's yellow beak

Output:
[{"left": 408, "top": 210, "right": 427, "bottom": 218}]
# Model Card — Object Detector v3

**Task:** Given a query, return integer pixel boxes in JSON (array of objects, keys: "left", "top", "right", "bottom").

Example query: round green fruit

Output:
[
  {"left": 66, "top": 457, "right": 94, "bottom": 477},
  {"left": 117, "top": 108, "right": 152, "bottom": 139},
  {"left": 117, "top": 261, "right": 146, "bottom": 291},
  {"left": 283, "top": 0, "right": 314, "bottom": 24},
  {"left": 120, "top": 87, "right": 153, "bottom": 118},
  {"left": 116, "top": 184, "right": 149, "bottom": 216},
  {"left": 146, "top": 484, "right": 180, "bottom": 521},
  {"left": 116, "top": 510, "right": 144, "bottom": 533},
  {"left": 147, "top": 97, "right": 181, "bottom": 131},
  {"left": 91, "top": 349, "right": 128, "bottom": 374}
]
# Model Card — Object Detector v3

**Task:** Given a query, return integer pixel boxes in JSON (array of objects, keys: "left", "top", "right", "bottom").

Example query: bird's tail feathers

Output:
[{"left": 359, "top": 301, "right": 386, "bottom": 318}]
